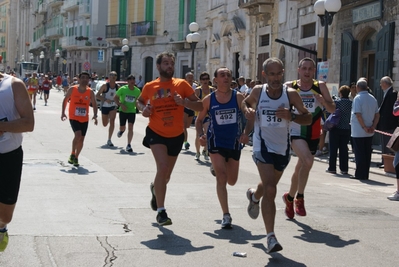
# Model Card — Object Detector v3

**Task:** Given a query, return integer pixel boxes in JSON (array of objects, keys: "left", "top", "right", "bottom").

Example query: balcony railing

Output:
[
  {"left": 79, "top": 0, "right": 90, "bottom": 17},
  {"left": 61, "top": 0, "right": 79, "bottom": 13},
  {"left": 106, "top": 24, "right": 130, "bottom": 39},
  {"left": 48, "top": 0, "right": 64, "bottom": 8},
  {"left": 61, "top": 36, "right": 78, "bottom": 48},
  {"left": 46, "top": 27, "right": 64, "bottom": 38},
  {"left": 238, "top": 0, "right": 274, "bottom": 8},
  {"left": 38, "top": 2, "right": 47, "bottom": 14},
  {"left": 130, "top": 21, "right": 156, "bottom": 37}
]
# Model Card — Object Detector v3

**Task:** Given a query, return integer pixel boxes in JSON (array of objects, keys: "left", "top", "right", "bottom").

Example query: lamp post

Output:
[
  {"left": 55, "top": 49, "right": 60, "bottom": 75},
  {"left": 314, "top": 0, "right": 341, "bottom": 62},
  {"left": 29, "top": 53, "right": 33, "bottom": 62},
  {"left": 39, "top": 51, "right": 45, "bottom": 73},
  {"left": 186, "top": 22, "right": 200, "bottom": 76},
  {"left": 121, "top": 38, "right": 129, "bottom": 80}
]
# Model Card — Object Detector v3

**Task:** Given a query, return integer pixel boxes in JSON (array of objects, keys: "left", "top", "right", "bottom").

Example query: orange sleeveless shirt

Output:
[{"left": 68, "top": 86, "right": 92, "bottom": 122}]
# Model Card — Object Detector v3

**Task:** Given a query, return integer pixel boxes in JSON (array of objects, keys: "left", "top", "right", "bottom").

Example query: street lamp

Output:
[
  {"left": 29, "top": 53, "right": 33, "bottom": 62},
  {"left": 21, "top": 55, "right": 25, "bottom": 62},
  {"left": 121, "top": 38, "right": 129, "bottom": 80},
  {"left": 314, "top": 0, "right": 341, "bottom": 62},
  {"left": 40, "top": 51, "right": 45, "bottom": 73},
  {"left": 55, "top": 49, "right": 60, "bottom": 75},
  {"left": 186, "top": 22, "right": 200, "bottom": 75}
]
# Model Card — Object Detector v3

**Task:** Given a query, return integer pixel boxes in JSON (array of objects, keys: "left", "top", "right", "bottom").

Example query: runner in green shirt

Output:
[{"left": 114, "top": 75, "right": 141, "bottom": 152}]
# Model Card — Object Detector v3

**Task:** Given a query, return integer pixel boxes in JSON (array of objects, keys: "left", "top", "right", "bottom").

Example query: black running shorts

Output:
[{"left": 0, "top": 146, "right": 23, "bottom": 205}]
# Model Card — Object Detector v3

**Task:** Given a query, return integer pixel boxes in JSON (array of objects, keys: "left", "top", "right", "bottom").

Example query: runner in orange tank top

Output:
[{"left": 61, "top": 71, "right": 98, "bottom": 167}]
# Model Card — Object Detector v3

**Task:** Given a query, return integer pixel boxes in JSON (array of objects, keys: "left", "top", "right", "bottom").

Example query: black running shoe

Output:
[
  {"left": 150, "top": 183, "right": 157, "bottom": 211},
  {"left": 156, "top": 210, "right": 172, "bottom": 226}
]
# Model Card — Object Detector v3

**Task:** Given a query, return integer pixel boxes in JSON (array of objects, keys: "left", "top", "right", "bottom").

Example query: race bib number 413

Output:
[{"left": 215, "top": 108, "right": 237, "bottom": 125}]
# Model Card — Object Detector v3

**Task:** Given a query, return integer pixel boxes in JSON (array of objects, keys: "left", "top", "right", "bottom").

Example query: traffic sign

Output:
[{"left": 83, "top": 61, "right": 91, "bottom": 70}]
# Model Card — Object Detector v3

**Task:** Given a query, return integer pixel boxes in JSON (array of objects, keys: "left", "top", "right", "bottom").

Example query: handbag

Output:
[
  {"left": 323, "top": 108, "right": 341, "bottom": 131},
  {"left": 386, "top": 127, "right": 399, "bottom": 152}
]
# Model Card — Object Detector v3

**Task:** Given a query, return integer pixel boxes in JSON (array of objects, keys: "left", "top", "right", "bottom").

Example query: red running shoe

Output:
[
  {"left": 282, "top": 193, "right": 295, "bottom": 219},
  {"left": 295, "top": 198, "right": 307, "bottom": 216}
]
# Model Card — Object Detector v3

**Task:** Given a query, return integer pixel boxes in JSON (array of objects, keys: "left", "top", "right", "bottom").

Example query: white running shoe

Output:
[
  {"left": 246, "top": 188, "right": 260, "bottom": 219},
  {"left": 266, "top": 235, "right": 283, "bottom": 253},
  {"left": 221, "top": 213, "right": 232, "bottom": 229},
  {"left": 107, "top": 140, "right": 114, "bottom": 147},
  {"left": 202, "top": 150, "right": 209, "bottom": 161},
  {"left": 387, "top": 191, "right": 399, "bottom": 201},
  {"left": 126, "top": 144, "right": 133, "bottom": 153},
  {"left": 195, "top": 152, "right": 200, "bottom": 160}
]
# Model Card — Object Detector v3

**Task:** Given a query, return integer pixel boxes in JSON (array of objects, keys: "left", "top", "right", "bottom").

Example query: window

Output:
[
  {"left": 302, "top": 23, "right": 316, "bottom": 39},
  {"left": 259, "top": 34, "right": 270, "bottom": 47}
]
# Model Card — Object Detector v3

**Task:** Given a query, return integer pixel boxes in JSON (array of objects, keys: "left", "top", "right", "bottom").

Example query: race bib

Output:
[
  {"left": 75, "top": 107, "right": 87, "bottom": 117},
  {"left": 215, "top": 108, "right": 237, "bottom": 125},
  {"left": 302, "top": 97, "right": 316, "bottom": 112},
  {"left": 125, "top": 95, "right": 135, "bottom": 103},
  {"left": 260, "top": 109, "right": 287, "bottom": 128}
]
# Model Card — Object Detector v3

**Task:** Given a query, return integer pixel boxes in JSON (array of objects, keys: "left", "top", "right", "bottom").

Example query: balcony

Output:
[
  {"left": 61, "top": 36, "right": 78, "bottom": 49},
  {"left": 46, "top": 27, "right": 64, "bottom": 38},
  {"left": 106, "top": 24, "right": 130, "bottom": 40},
  {"left": 238, "top": 0, "right": 274, "bottom": 8},
  {"left": 131, "top": 21, "right": 157, "bottom": 43},
  {"left": 78, "top": 2, "right": 90, "bottom": 18},
  {"left": 38, "top": 2, "right": 47, "bottom": 14},
  {"left": 48, "top": 0, "right": 64, "bottom": 8},
  {"left": 61, "top": 0, "right": 79, "bottom": 14}
]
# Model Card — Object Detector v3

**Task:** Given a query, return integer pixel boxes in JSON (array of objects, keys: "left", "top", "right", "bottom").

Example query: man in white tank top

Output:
[
  {"left": 96, "top": 71, "right": 119, "bottom": 147},
  {"left": 0, "top": 72, "right": 35, "bottom": 252},
  {"left": 242, "top": 58, "right": 311, "bottom": 254}
]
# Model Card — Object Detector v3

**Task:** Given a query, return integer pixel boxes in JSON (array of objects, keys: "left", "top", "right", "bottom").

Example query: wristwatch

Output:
[{"left": 290, "top": 113, "right": 296, "bottom": 121}]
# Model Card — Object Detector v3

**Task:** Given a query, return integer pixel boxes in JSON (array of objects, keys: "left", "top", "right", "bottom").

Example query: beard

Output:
[{"left": 159, "top": 69, "right": 174, "bottom": 79}]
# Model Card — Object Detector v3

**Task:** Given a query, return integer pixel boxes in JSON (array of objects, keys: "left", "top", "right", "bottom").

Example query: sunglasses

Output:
[{"left": 201, "top": 77, "right": 210, "bottom": 80}]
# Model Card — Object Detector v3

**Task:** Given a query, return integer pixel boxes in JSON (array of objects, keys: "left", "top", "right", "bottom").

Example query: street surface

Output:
[{"left": 0, "top": 88, "right": 398, "bottom": 267}]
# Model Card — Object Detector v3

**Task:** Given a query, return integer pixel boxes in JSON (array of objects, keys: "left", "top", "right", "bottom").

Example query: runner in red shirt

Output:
[
  {"left": 56, "top": 75, "right": 62, "bottom": 91},
  {"left": 42, "top": 75, "right": 51, "bottom": 106}
]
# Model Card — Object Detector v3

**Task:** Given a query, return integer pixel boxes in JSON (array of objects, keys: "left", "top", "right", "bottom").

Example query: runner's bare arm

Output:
[{"left": 0, "top": 78, "right": 34, "bottom": 133}]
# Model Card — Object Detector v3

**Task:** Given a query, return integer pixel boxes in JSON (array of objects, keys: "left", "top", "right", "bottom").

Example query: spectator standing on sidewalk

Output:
[
  {"left": 0, "top": 73, "right": 35, "bottom": 252},
  {"left": 137, "top": 52, "right": 202, "bottom": 226},
  {"left": 389, "top": 95, "right": 399, "bottom": 201},
  {"left": 376, "top": 76, "right": 398, "bottom": 168},
  {"left": 350, "top": 79, "right": 379, "bottom": 180},
  {"left": 243, "top": 58, "right": 311, "bottom": 253},
  {"left": 326, "top": 85, "right": 352, "bottom": 174}
]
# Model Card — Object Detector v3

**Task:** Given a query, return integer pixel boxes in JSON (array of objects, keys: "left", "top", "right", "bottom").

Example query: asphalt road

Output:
[{"left": 1, "top": 89, "right": 398, "bottom": 267}]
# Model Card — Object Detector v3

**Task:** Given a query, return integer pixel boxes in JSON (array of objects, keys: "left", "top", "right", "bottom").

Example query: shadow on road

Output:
[
  {"left": 60, "top": 166, "right": 97, "bottom": 175},
  {"left": 203, "top": 220, "right": 266, "bottom": 245},
  {"left": 140, "top": 223, "right": 214, "bottom": 255},
  {"left": 292, "top": 220, "right": 359, "bottom": 248}
]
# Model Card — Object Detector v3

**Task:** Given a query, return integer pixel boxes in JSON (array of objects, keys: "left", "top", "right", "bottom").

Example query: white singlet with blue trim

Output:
[{"left": 253, "top": 84, "right": 290, "bottom": 156}]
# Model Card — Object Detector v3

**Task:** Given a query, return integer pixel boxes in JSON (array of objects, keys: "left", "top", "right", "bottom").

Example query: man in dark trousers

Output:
[{"left": 376, "top": 76, "right": 399, "bottom": 168}]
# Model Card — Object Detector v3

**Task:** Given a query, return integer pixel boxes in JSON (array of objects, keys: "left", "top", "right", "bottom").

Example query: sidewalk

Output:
[{"left": 313, "top": 145, "right": 396, "bottom": 178}]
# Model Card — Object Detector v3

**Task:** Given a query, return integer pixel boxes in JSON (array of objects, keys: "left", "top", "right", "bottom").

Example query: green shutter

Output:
[
  {"left": 178, "top": 0, "right": 184, "bottom": 40},
  {"left": 189, "top": 0, "right": 196, "bottom": 22},
  {"left": 145, "top": 0, "right": 154, "bottom": 21}
]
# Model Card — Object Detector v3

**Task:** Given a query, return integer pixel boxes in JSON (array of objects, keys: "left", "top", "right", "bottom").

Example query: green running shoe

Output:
[
  {"left": 73, "top": 157, "right": 79, "bottom": 167},
  {"left": 0, "top": 230, "right": 9, "bottom": 252},
  {"left": 68, "top": 154, "right": 75, "bottom": 164}
]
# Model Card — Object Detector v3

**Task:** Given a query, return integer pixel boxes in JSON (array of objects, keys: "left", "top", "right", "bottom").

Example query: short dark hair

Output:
[
  {"left": 126, "top": 74, "right": 135, "bottom": 80},
  {"left": 79, "top": 71, "right": 91, "bottom": 78},
  {"left": 339, "top": 85, "right": 350, "bottom": 98},
  {"left": 156, "top": 51, "right": 175, "bottom": 65},
  {"left": 214, "top": 67, "right": 232, "bottom": 78},
  {"left": 199, "top": 72, "right": 210, "bottom": 80},
  {"left": 298, "top": 57, "right": 316, "bottom": 68}
]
